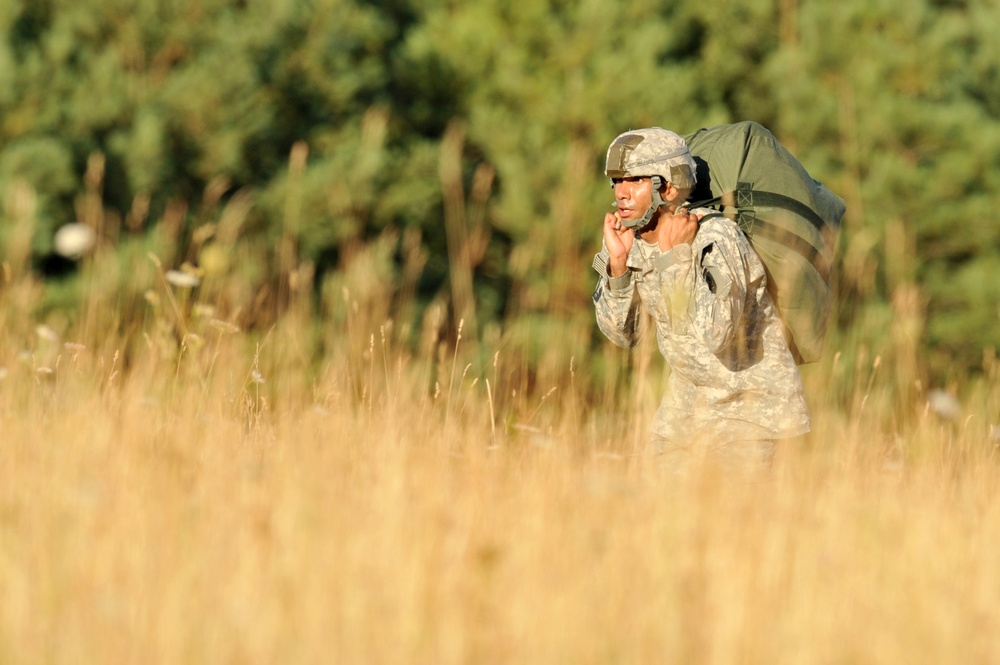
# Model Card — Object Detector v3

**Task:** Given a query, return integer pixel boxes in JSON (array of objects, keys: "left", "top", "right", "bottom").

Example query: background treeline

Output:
[{"left": 1, "top": 0, "right": 999, "bottom": 396}]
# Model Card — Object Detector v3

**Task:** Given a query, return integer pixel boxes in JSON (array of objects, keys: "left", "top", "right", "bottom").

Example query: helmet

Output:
[
  {"left": 605, "top": 127, "right": 697, "bottom": 230},
  {"left": 605, "top": 127, "right": 696, "bottom": 187}
]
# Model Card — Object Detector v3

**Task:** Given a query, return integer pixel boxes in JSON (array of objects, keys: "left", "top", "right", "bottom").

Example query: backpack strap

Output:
[
  {"left": 731, "top": 187, "right": 830, "bottom": 233},
  {"left": 695, "top": 208, "right": 832, "bottom": 280},
  {"left": 693, "top": 183, "right": 833, "bottom": 233}
]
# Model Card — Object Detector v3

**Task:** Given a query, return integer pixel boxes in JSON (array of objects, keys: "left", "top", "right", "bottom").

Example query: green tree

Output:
[{"left": 2, "top": 0, "right": 999, "bottom": 391}]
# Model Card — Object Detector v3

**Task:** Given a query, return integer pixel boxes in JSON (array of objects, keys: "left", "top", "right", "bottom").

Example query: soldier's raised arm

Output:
[{"left": 593, "top": 216, "right": 642, "bottom": 349}]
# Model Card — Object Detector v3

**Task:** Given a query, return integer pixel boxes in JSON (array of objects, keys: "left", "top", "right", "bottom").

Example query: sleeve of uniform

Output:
[
  {"left": 592, "top": 243, "right": 642, "bottom": 349},
  {"left": 689, "top": 221, "right": 752, "bottom": 354}
]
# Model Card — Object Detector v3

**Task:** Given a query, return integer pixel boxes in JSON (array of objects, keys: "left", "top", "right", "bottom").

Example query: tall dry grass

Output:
[
  {"left": 2, "top": 185, "right": 1000, "bottom": 664},
  {"left": 2, "top": 316, "right": 998, "bottom": 663}
]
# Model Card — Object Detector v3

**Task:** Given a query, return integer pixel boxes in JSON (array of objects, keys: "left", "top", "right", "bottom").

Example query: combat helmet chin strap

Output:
[{"left": 618, "top": 175, "right": 667, "bottom": 232}]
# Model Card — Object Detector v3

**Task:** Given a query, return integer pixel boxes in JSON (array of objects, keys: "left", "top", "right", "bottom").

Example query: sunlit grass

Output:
[
  {"left": 2, "top": 194, "right": 999, "bottom": 663},
  {"left": 2, "top": 264, "right": 999, "bottom": 665}
]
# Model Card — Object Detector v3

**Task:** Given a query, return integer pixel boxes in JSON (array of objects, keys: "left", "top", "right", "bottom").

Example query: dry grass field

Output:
[{"left": 1, "top": 248, "right": 999, "bottom": 665}]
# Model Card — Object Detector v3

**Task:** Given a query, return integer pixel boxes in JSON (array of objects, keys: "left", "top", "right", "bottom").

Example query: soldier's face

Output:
[{"left": 613, "top": 177, "right": 654, "bottom": 223}]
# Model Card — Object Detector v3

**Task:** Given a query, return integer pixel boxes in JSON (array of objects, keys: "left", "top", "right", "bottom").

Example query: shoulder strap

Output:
[
  {"left": 695, "top": 209, "right": 831, "bottom": 280},
  {"left": 692, "top": 185, "right": 829, "bottom": 233}
]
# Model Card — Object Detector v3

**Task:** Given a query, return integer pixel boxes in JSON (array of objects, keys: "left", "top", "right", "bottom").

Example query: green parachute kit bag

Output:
[{"left": 683, "top": 121, "right": 845, "bottom": 364}]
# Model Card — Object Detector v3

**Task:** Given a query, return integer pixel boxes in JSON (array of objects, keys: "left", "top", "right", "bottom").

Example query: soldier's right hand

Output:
[{"left": 603, "top": 212, "right": 633, "bottom": 277}]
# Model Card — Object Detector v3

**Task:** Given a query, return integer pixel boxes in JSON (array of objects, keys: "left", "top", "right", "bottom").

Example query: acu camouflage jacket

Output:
[{"left": 593, "top": 214, "right": 811, "bottom": 444}]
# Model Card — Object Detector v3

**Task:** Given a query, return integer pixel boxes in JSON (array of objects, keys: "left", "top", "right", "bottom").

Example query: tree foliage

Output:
[{"left": 1, "top": 0, "right": 998, "bottom": 382}]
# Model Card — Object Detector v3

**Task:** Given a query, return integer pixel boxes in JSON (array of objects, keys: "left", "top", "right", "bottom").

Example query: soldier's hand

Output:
[
  {"left": 603, "top": 212, "right": 634, "bottom": 277},
  {"left": 656, "top": 207, "right": 701, "bottom": 253}
]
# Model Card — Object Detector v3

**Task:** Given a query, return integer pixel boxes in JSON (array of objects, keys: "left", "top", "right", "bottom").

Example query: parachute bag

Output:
[{"left": 684, "top": 122, "right": 845, "bottom": 364}]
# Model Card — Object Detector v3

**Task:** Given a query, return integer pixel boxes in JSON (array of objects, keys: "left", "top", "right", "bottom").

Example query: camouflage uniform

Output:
[{"left": 594, "top": 128, "right": 810, "bottom": 450}]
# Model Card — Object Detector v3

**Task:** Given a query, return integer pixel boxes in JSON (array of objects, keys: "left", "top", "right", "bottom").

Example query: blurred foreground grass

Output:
[{"left": 1, "top": 253, "right": 999, "bottom": 664}]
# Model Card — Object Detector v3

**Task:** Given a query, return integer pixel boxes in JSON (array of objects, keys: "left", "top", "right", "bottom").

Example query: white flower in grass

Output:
[
  {"left": 35, "top": 325, "right": 59, "bottom": 343},
  {"left": 165, "top": 270, "right": 201, "bottom": 288},
  {"left": 53, "top": 223, "right": 96, "bottom": 259},
  {"left": 250, "top": 369, "right": 265, "bottom": 385},
  {"left": 927, "top": 389, "right": 961, "bottom": 421}
]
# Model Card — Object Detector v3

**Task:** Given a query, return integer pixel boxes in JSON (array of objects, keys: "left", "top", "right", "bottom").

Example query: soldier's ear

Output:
[
  {"left": 662, "top": 181, "right": 678, "bottom": 201},
  {"left": 663, "top": 181, "right": 691, "bottom": 203}
]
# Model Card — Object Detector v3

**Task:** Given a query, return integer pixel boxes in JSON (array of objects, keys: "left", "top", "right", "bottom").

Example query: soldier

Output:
[{"left": 592, "top": 127, "right": 810, "bottom": 471}]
